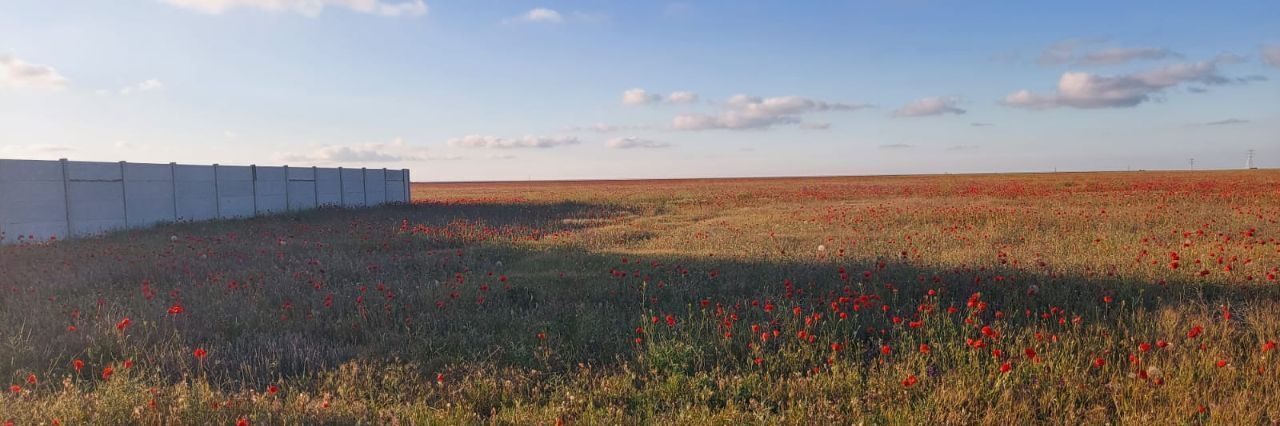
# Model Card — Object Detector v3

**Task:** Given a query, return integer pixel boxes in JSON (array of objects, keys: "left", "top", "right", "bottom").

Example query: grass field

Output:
[{"left": 3, "top": 171, "right": 1280, "bottom": 424}]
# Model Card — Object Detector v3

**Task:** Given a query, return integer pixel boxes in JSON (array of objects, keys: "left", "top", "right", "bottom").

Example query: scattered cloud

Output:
[
  {"left": 666, "top": 91, "right": 699, "bottom": 104},
  {"left": 970, "top": 122, "right": 995, "bottom": 127},
  {"left": 0, "top": 144, "right": 73, "bottom": 157},
  {"left": 1264, "top": 44, "right": 1280, "bottom": 68},
  {"left": 673, "top": 94, "right": 870, "bottom": 130},
  {"left": 223, "top": 130, "right": 240, "bottom": 139},
  {"left": 1037, "top": 38, "right": 1106, "bottom": 66},
  {"left": 1203, "top": 118, "right": 1249, "bottom": 126},
  {"left": 0, "top": 54, "right": 68, "bottom": 90},
  {"left": 621, "top": 88, "right": 662, "bottom": 105},
  {"left": 946, "top": 145, "right": 980, "bottom": 152},
  {"left": 506, "top": 8, "right": 606, "bottom": 24},
  {"left": 878, "top": 143, "right": 914, "bottom": 150},
  {"left": 158, "top": 0, "right": 427, "bottom": 17},
  {"left": 799, "top": 122, "right": 831, "bottom": 130},
  {"left": 1076, "top": 47, "right": 1177, "bottom": 66},
  {"left": 120, "top": 79, "right": 164, "bottom": 95},
  {"left": 512, "top": 7, "right": 563, "bottom": 23},
  {"left": 563, "top": 123, "right": 650, "bottom": 133},
  {"left": 621, "top": 88, "right": 698, "bottom": 106},
  {"left": 606, "top": 137, "right": 670, "bottom": 149},
  {"left": 1003, "top": 55, "right": 1257, "bottom": 110},
  {"left": 276, "top": 138, "right": 438, "bottom": 163},
  {"left": 893, "top": 97, "right": 966, "bottom": 118},
  {"left": 448, "top": 135, "right": 580, "bottom": 149}
]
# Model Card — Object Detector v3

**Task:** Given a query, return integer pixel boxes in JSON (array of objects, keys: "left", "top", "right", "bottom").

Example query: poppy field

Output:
[{"left": 2, "top": 170, "right": 1280, "bottom": 424}]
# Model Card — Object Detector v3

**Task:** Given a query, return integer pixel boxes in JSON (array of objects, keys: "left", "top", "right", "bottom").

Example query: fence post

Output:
[
  {"left": 283, "top": 165, "right": 291, "bottom": 211},
  {"left": 212, "top": 164, "right": 222, "bottom": 218},
  {"left": 250, "top": 164, "right": 258, "bottom": 216},
  {"left": 170, "top": 162, "right": 178, "bottom": 221},
  {"left": 60, "top": 158, "right": 71, "bottom": 238},
  {"left": 119, "top": 161, "right": 129, "bottom": 228},
  {"left": 338, "top": 167, "right": 345, "bottom": 206},
  {"left": 312, "top": 166, "right": 319, "bottom": 208}
]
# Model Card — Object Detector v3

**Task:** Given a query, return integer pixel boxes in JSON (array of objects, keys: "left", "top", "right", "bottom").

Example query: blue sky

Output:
[{"left": 1, "top": 1, "right": 1277, "bottom": 181}]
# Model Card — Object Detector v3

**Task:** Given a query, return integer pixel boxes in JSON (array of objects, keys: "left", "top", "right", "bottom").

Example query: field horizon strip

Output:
[{"left": 2, "top": 170, "right": 1279, "bottom": 424}]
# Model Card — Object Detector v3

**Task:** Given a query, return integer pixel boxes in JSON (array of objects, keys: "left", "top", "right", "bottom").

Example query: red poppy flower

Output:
[
  {"left": 1187, "top": 325, "right": 1203, "bottom": 339},
  {"left": 73, "top": 359, "right": 84, "bottom": 373},
  {"left": 901, "top": 374, "right": 918, "bottom": 387},
  {"left": 102, "top": 367, "right": 114, "bottom": 380},
  {"left": 8, "top": 385, "right": 20, "bottom": 394},
  {"left": 1000, "top": 362, "right": 1012, "bottom": 373},
  {"left": 193, "top": 348, "right": 208, "bottom": 360},
  {"left": 1092, "top": 357, "right": 1106, "bottom": 368},
  {"left": 25, "top": 374, "right": 35, "bottom": 385}
]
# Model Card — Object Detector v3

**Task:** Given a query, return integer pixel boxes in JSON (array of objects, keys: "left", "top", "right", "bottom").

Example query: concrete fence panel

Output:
[
  {"left": 286, "top": 166, "right": 317, "bottom": 211},
  {"left": 174, "top": 164, "right": 218, "bottom": 221},
  {"left": 341, "top": 168, "right": 366, "bottom": 207},
  {"left": 315, "top": 168, "right": 342, "bottom": 206},
  {"left": 0, "top": 159, "right": 69, "bottom": 243},
  {"left": 364, "top": 168, "right": 387, "bottom": 206},
  {"left": 385, "top": 169, "right": 407, "bottom": 203},
  {"left": 124, "top": 162, "right": 177, "bottom": 227},
  {"left": 253, "top": 166, "right": 287, "bottom": 214},
  {"left": 66, "top": 161, "right": 127, "bottom": 237},
  {"left": 215, "top": 165, "right": 254, "bottom": 219}
]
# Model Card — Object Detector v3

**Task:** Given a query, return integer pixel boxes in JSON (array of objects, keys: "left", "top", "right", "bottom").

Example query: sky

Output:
[{"left": 1, "top": 0, "right": 1278, "bottom": 181}]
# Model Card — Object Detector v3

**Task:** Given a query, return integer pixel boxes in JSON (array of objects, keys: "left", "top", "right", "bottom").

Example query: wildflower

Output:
[
  {"left": 8, "top": 385, "right": 19, "bottom": 394},
  {"left": 267, "top": 385, "right": 279, "bottom": 395},
  {"left": 881, "top": 345, "right": 892, "bottom": 355},
  {"left": 1264, "top": 341, "right": 1277, "bottom": 352},
  {"left": 26, "top": 374, "right": 35, "bottom": 385},
  {"left": 102, "top": 367, "right": 114, "bottom": 380},
  {"left": 919, "top": 344, "right": 930, "bottom": 354},
  {"left": 115, "top": 317, "right": 132, "bottom": 331},
  {"left": 1093, "top": 357, "right": 1106, "bottom": 368},
  {"left": 73, "top": 359, "right": 84, "bottom": 373},
  {"left": 901, "top": 375, "right": 918, "bottom": 387},
  {"left": 193, "top": 348, "right": 208, "bottom": 361},
  {"left": 1187, "top": 325, "right": 1203, "bottom": 339},
  {"left": 1138, "top": 342, "right": 1152, "bottom": 353},
  {"left": 168, "top": 304, "right": 184, "bottom": 315},
  {"left": 1000, "top": 362, "right": 1012, "bottom": 373}
]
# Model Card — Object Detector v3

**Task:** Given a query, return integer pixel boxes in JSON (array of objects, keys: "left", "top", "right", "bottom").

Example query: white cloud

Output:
[
  {"left": 1004, "top": 55, "right": 1256, "bottom": 109},
  {"left": 447, "top": 135, "right": 580, "bottom": 149},
  {"left": 563, "top": 123, "right": 651, "bottom": 133},
  {"left": 605, "top": 137, "right": 670, "bottom": 149},
  {"left": 158, "top": 0, "right": 427, "bottom": 17},
  {"left": 1037, "top": 38, "right": 1105, "bottom": 66},
  {"left": 120, "top": 79, "right": 164, "bottom": 95},
  {"left": 0, "top": 54, "right": 68, "bottom": 90},
  {"left": 1263, "top": 44, "right": 1280, "bottom": 69},
  {"left": 621, "top": 88, "right": 662, "bottom": 105},
  {"left": 666, "top": 91, "right": 699, "bottom": 104},
  {"left": 878, "top": 143, "right": 914, "bottom": 150},
  {"left": 621, "top": 88, "right": 700, "bottom": 105},
  {"left": 1076, "top": 47, "right": 1176, "bottom": 66},
  {"left": 276, "top": 138, "right": 438, "bottom": 163},
  {"left": 673, "top": 94, "right": 869, "bottom": 130},
  {"left": 0, "top": 144, "right": 73, "bottom": 158},
  {"left": 514, "top": 7, "right": 563, "bottom": 23},
  {"left": 892, "top": 97, "right": 965, "bottom": 118},
  {"left": 799, "top": 122, "right": 831, "bottom": 130}
]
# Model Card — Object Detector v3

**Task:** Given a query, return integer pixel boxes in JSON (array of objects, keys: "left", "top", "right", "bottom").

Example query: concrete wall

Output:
[{"left": 0, "top": 158, "right": 411, "bottom": 244}]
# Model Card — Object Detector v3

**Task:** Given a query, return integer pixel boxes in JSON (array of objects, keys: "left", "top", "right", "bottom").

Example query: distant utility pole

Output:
[
  {"left": 1247, "top": 150, "right": 1256, "bottom": 169},
  {"left": 1188, "top": 158, "right": 1195, "bottom": 170}
]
